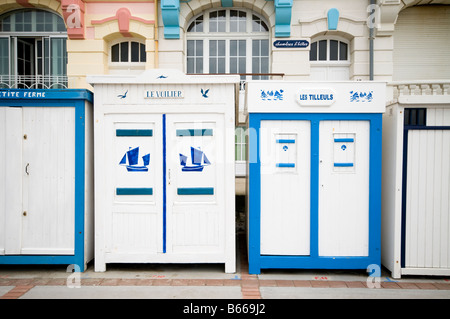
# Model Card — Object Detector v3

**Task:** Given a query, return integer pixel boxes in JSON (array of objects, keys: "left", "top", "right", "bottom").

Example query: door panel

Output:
[
  {"left": 166, "top": 114, "right": 225, "bottom": 253},
  {"left": 318, "top": 120, "right": 370, "bottom": 257},
  {"left": 260, "top": 120, "right": 311, "bottom": 255},
  {"left": 21, "top": 107, "right": 75, "bottom": 254},
  {"left": 105, "top": 114, "right": 163, "bottom": 254},
  {"left": 404, "top": 129, "right": 450, "bottom": 268},
  {"left": 0, "top": 107, "right": 23, "bottom": 255}
]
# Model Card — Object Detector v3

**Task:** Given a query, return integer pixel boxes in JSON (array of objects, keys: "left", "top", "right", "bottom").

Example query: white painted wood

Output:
[
  {"left": 84, "top": 102, "right": 95, "bottom": 267},
  {"left": 260, "top": 120, "right": 311, "bottom": 255},
  {"left": 310, "top": 65, "right": 349, "bottom": 81},
  {"left": 393, "top": 6, "right": 450, "bottom": 81},
  {"left": 319, "top": 120, "right": 370, "bottom": 257},
  {"left": 381, "top": 103, "right": 405, "bottom": 279},
  {"left": 21, "top": 107, "right": 75, "bottom": 254},
  {"left": 89, "top": 70, "right": 238, "bottom": 273},
  {"left": 166, "top": 114, "right": 225, "bottom": 254},
  {"left": 426, "top": 108, "right": 450, "bottom": 126},
  {"left": 245, "top": 81, "right": 386, "bottom": 114},
  {"left": 0, "top": 108, "right": 23, "bottom": 255},
  {"left": 104, "top": 114, "right": 163, "bottom": 255},
  {"left": 405, "top": 129, "right": 450, "bottom": 269}
]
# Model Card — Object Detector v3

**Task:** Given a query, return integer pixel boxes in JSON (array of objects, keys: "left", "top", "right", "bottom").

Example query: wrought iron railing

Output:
[{"left": 0, "top": 75, "right": 68, "bottom": 89}]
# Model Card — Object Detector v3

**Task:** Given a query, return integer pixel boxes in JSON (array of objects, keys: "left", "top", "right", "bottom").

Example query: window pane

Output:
[
  {"left": 131, "top": 42, "right": 139, "bottom": 62},
  {"left": 111, "top": 43, "right": 119, "bottom": 62},
  {"left": 120, "top": 42, "right": 128, "bottom": 62},
  {"left": 252, "top": 14, "right": 268, "bottom": 32},
  {"left": 261, "top": 39, "right": 268, "bottom": 56},
  {"left": 196, "top": 40, "right": 203, "bottom": 56},
  {"left": 51, "top": 38, "right": 67, "bottom": 77},
  {"left": 339, "top": 41, "right": 348, "bottom": 61},
  {"left": 140, "top": 43, "right": 146, "bottom": 62},
  {"left": 187, "top": 58, "right": 195, "bottom": 74},
  {"left": 252, "top": 40, "right": 260, "bottom": 56},
  {"left": 230, "top": 10, "right": 246, "bottom": 32},
  {"left": 209, "top": 10, "right": 225, "bottom": 32},
  {"left": 196, "top": 57, "right": 203, "bottom": 73},
  {"left": 230, "top": 57, "right": 237, "bottom": 73},
  {"left": 209, "top": 57, "right": 216, "bottom": 73},
  {"left": 310, "top": 41, "right": 317, "bottom": 61},
  {"left": 0, "top": 38, "right": 9, "bottom": 75},
  {"left": 230, "top": 40, "right": 237, "bottom": 56},
  {"left": 239, "top": 57, "right": 246, "bottom": 73},
  {"left": 239, "top": 40, "right": 246, "bottom": 56},
  {"left": 187, "top": 15, "right": 203, "bottom": 32},
  {"left": 218, "top": 40, "right": 225, "bottom": 55},
  {"left": 187, "top": 40, "right": 195, "bottom": 56},
  {"left": 318, "top": 40, "right": 327, "bottom": 61},
  {"left": 330, "top": 40, "right": 338, "bottom": 61},
  {"left": 210, "top": 40, "right": 217, "bottom": 56}
]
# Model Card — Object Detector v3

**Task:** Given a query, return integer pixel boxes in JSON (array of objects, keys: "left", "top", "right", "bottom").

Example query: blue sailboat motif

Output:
[
  {"left": 179, "top": 147, "right": 211, "bottom": 172},
  {"left": 119, "top": 147, "right": 150, "bottom": 172}
]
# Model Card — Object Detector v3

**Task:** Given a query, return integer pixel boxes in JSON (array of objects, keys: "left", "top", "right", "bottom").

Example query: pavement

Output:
[{"left": 1, "top": 234, "right": 449, "bottom": 303}]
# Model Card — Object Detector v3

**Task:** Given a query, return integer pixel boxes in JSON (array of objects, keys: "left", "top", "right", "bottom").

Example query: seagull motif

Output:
[
  {"left": 117, "top": 90, "right": 128, "bottom": 99},
  {"left": 201, "top": 88, "right": 210, "bottom": 98},
  {"left": 157, "top": 75, "right": 168, "bottom": 79}
]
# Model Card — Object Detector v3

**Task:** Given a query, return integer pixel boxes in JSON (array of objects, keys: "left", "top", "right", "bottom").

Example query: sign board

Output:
[{"left": 273, "top": 40, "right": 309, "bottom": 48}]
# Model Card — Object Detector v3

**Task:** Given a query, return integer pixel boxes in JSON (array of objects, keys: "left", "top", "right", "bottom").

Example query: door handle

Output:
[
  {"left": 25, "top": 163, "right": 29, "bottom": 175},
  {"left": 168, "top": 169, "right": 171, "bottom": 185}
]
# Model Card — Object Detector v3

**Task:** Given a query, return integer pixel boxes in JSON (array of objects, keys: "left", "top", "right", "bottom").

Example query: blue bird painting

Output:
[
  {"left": 201, "top": 88, "right": 209, "bottom": 98},
  {"left": 117, "top": 90, "right": 128, "bottom": 99}
]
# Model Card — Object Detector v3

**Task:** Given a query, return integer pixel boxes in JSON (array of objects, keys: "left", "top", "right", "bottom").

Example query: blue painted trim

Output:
[
  {"left": 177, "top": 187, "right": 214, "bottom": 195},
  {"left": 162, "top": 114, "right": 167, "bottom": 253},
  {"left": 221, "top": 0, "right": 233, "bottom": 7},
  {"left": 334, "top": 138, "right": 354, "bottom": 143},
  {"left": 0, "top": 90, "right": 92, "bottom": 271},
  {"left": 161, "top": 0, "right": 180, "bottom": 39},
  {"left": 274, "top": 0, "right": 293, "bottom": 37},
  {"left": 327, "top": 8, "right": 340, "bottom": 30},
  {"left": 176, "top": 129, "right": 213, "bottom": 136},
  {"left": 334, "top": 163, "right": 354, "bottom": 167},
  {"left": 276, "top": 163, "right": 295, "bottom": 168},
  {"left": 116, "top": 129, "right": 153, "bottom": 137},
  {"left": 73, "top": 100, "right": 86, "bottom": 271},
  {"left": 116, "top": 188, "right": 153, "bottom": 195},
  {"left": 0, "top": 89, "right": 93, "bottom": 103},
  {"left": 276, "top": 139, "right": 295, "bottom": 143},
  {"left": 247, "top": 113, "right": 382, "bottom": 274}
]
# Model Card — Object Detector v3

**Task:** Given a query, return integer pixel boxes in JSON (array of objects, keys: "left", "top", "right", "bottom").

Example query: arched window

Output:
[
  {"left": 109, "top": 39, "right": 146, "bottom": 74},
  {"left": 309, "top": 37, "right": 350, "bottom": 81},
  {"left": 0, "top": 9, "right": 67, "bottom": 88},
  {"left": 186, "top": 9, "right": 270, "bottom": 80}
]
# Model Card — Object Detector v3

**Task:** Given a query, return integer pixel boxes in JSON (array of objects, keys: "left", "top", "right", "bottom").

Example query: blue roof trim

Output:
[
  {"left": 327, "top": 8, "right": 339, "bottom": 30},
  {"left": 161, "top": 0, "right": 180, "bottom": 39},
  {"left": 274, "top": 0, "right": 292, "bottom": 37},
  {"left": 0, "top": 89, "right": 93, "bottom": 103}
]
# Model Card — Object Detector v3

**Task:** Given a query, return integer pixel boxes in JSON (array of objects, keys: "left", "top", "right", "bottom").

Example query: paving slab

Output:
[{"left": 20, "top": 285, "right": 242, "bottom": 299}]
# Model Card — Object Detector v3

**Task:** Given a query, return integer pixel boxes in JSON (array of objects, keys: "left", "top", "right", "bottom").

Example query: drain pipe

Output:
[{"left": 369, "top": 0, "right": 375, "bottom": 80}]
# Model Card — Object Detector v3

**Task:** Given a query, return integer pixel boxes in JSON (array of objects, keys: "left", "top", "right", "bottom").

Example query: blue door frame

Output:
[
  {"left": 0, "top": 89, "right": 93, "bottom": 271},
  {"left": 247, "top": 112, "right": 382, "bottom": 274}
]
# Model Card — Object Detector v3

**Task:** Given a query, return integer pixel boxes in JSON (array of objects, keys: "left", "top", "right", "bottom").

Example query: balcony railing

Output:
[{"left": 0, "top": 75, "right": 68, "bottom": 89}]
